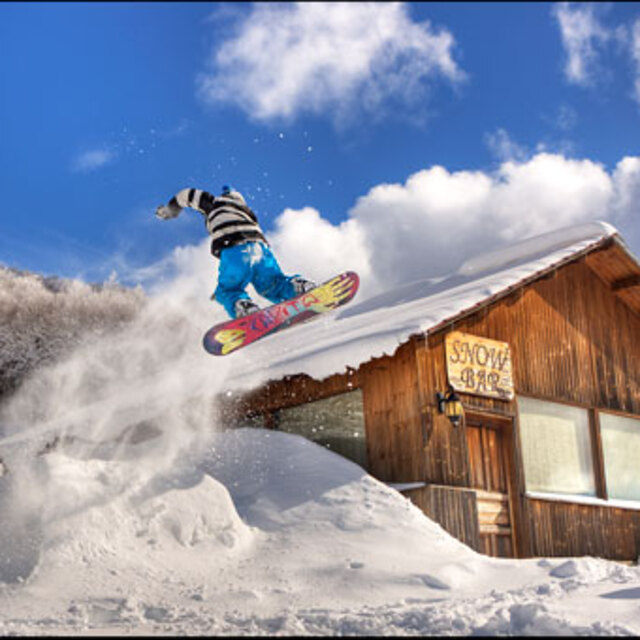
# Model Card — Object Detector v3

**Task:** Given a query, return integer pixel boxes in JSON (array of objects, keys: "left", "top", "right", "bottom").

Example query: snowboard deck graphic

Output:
[{"left": 203, "top": 271, "right": 359, "bottom": 356}]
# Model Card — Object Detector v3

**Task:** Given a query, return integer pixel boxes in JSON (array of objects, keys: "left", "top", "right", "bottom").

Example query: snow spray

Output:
[{"left": 0, "top": 264, "right": 235, "bottom": 583}]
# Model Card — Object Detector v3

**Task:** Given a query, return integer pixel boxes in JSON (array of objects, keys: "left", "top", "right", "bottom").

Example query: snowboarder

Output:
[{"left": 155, "top": 185, "right": 316, "bottom": 318}]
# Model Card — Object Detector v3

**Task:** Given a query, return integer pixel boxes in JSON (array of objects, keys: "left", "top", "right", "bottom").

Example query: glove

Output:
[{"left": 155, "top": 202, "right": 181, "bottom": 220}]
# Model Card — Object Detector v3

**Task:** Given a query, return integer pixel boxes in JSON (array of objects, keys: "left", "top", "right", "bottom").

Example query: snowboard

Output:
[{"left": 203, "top": 271, "right": 359, "bottom": 356}]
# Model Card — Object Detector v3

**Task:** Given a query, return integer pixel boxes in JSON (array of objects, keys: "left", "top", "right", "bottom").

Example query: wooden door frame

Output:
[{"left": 463, "top": 408, "right": 523, "bottom": 558}]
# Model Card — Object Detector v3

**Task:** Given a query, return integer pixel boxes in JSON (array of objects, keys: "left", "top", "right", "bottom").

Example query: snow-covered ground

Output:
[
  {"left": 1, "top": 221, "right": 639, "bottom": 635},
  {"left": 1, "top": 428, "right": 639, "bottom": 636}
]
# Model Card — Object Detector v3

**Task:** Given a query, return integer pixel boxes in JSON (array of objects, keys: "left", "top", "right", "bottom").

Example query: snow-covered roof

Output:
[{"left": 230, "top": 221, "right": 638, "bottom": 387}]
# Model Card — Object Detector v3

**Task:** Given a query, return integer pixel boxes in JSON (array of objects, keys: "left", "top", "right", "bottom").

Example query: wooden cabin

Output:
[{"left": 219, "top": 223, "right": 640, "bottom": 560}]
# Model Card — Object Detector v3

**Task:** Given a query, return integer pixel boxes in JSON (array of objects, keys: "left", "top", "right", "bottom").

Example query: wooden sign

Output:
[{"left": 445, "top": 332, "right": 514, "bottom": 400}]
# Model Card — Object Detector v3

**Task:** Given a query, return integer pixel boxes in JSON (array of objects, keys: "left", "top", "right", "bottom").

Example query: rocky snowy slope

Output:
[{"left": 0, "top": 266, "right": 143, "bottom": 397}]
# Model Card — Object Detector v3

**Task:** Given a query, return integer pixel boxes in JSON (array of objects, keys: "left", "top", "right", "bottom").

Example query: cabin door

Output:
[{"left": 465, "top": 416, "right": 515, "bottom": 557}]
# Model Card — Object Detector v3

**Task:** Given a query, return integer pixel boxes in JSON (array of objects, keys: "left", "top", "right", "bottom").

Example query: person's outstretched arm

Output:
[{"left": 155, "top": 188, "right": 215, "bottom": 220}]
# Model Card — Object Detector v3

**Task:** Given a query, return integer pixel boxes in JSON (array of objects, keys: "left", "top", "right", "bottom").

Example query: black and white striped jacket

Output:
[{"left": 168, "top": 188, "right": 267, "bottom": 258}]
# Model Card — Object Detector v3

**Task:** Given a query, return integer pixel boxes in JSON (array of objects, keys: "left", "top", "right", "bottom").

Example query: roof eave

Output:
[{"left": 422, "top": 233, "right": 624, "bottom": 340}]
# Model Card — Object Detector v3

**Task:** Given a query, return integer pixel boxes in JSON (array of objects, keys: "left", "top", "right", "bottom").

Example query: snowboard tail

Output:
[{"left": 203, "top": 271, "right": 359, "bottom": 356}]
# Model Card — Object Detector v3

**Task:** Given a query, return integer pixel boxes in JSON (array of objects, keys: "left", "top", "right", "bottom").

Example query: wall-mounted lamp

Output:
[{"left": 436, "top": 385, "right": 464, "bottom": 427}]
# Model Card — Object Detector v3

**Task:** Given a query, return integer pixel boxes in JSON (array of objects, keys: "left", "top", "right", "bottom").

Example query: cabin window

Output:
[
  {"left": 599, "top": 412, "right": 640, "bottom": 502},
  {"left": 271, "top": 390, "right": 367, "bottom": 468},
  {"left": 518, "top": 396, "right": 596, "bottom": 497}
]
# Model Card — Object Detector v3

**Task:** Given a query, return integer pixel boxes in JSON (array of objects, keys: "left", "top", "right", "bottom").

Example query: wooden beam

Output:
[
  {"left": 589, "top": 410, "right": 608, "bottom": 501},
  {"left": 611, "top": 274, "right": 640, "bottom": 292}
]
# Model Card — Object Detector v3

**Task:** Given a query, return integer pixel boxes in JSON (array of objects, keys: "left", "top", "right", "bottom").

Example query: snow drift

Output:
[{"left": 1, "top": 429, "right": 639, "bottom": 635}]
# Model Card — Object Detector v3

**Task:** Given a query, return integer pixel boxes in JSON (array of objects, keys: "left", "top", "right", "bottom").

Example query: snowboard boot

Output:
[
  {"left": 234, "top": 298, "right": 260, "bottom": 318},
  {"left": 291, "top": 276, "right": 317, "bottom": 295}
]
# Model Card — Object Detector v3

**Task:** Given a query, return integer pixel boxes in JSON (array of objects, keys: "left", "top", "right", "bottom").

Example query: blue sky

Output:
[{"left": 1, "top": 2, "right": 639, "bottom": 291}]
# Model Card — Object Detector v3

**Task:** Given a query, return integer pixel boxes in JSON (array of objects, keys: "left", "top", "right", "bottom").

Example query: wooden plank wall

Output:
[
  {"left": 414, "top": 335, "right": 474, "bottom": 487},
  {"left": 526, "top": 499, "right": 640, "bottom": 560},
  {"left": 586, "top": 240, "right": 640, "bottom": 323},
  {"left": 404, "top": 485, "right": 481, "bottom": 552},
  {"left": 359, "top": 342, "right": 425, "bottom": 483}
]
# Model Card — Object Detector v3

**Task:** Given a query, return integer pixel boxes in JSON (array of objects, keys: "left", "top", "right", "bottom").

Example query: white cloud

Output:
[
  {"left": 113, "top": 237, "right": 217, "bottom": 304},
  {"left": 72, "top": 148, "right": 115, "bottom": 173},
  {"left": 553, "top": 3, "right": 640, "bottom": 106},
  {"left": 198, "top": 2, "right": 465, "bottom": 125},
  {"left": 269, "top": 206, "right": 374, "bottom": 289},
  {"left": 484, "top": 129, "right": 529, "bottom": 162},
  {"left": 269, "top": 153, "right": 640, "bottom": 297},
  {"left": 612, "top": 156, "right": 640, "bottom": 220},
  {"left": 553, "top": 2, "right": 611, "bottom": 86},
  {"left": 553, "top": 104, "right": 578, "bottom": 131},
  {"left": 485, "top": 126, "right": 578, "bottom": 164}
]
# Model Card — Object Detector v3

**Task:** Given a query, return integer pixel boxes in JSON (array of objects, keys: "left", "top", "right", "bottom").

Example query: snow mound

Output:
[
  {"left": 0, "top": 448, "right": 256, "bottom": 587},
  {"left": 1, "top": 428, "right": 639, "bottom": 635},
  {"left": 41, "top": 455, "right": 254, "bottom": 562}
]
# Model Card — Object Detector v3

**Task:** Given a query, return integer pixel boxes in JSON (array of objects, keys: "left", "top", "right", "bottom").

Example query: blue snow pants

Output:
[{"left": 214, "top": 242, "right": 298, "bottom": 318}]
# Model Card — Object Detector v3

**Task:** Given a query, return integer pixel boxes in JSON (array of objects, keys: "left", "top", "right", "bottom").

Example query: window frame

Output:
[
  {"left": 596, "top": 408, "right": 640, "bottom": 504},
  {"left": 517, "top": 394, "right": 640, "bottom": 509},
  {"left": 516, "top": 395, "right": 598, "bottom": 498}
]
